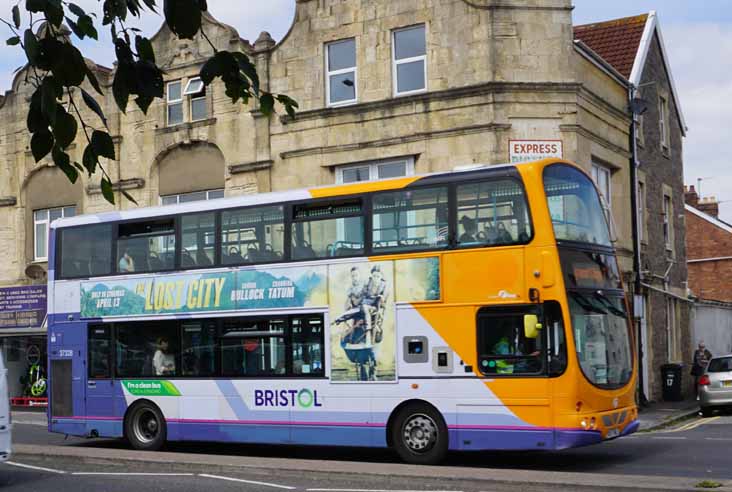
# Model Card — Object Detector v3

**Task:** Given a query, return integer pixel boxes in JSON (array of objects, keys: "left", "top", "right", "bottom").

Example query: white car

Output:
[{"left": 0, "top": 351, "right": 11, "bottom": 461}]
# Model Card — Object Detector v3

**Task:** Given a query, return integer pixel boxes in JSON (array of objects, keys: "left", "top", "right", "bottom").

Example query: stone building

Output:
[
  {"left": 575, "top": 12, "right": 691, "bottom": 400},
  {"left": 0, "top": 0, "right": 645, "bottom": 400}
]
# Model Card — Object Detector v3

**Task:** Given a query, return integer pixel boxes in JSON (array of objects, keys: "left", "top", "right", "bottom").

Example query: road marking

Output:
[
  {"left": 4, "top": 461, "right": 66, "bottom": 474},
  {"left": 705, "top": 437, "right": 732, "bottom": 441},
  {"left": 12, "top": 420, "right": 47, "bottom": 426},
  {"left": 650, "top": 436, "right": 687, "bottom": 440},
  {"left": 199, "top": 473, "right": 296, "bottom": 490},
  {"left": 72, "top": 472, "right": 195, "bottom": 476}
]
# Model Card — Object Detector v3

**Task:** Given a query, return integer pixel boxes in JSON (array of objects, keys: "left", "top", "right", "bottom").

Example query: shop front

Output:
[{"left": 0, "top": 285, "right": 48, "bottom": 407}]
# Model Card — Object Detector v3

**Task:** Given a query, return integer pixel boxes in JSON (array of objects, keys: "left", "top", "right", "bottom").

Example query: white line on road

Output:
[
  {"left": 705, "top": 437, "right": 732, "bottom": 441},
  {"left": 199, "top": 473, "right": 296, "bottom": 490},
  {"left": 4, "top": 461, "right": 66, "bottom": 474},
  {"left": 12, "top": 420, "right": 47, "bottom": 426},
  {"left": 72, "top": 472, "right": 195, "bottom": 476},
  {"left": 650, "top": 436, "right": 687, "bottom": 440}
]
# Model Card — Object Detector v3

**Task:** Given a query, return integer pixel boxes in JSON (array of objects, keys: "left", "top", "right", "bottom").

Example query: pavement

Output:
[
  {"left": 4, "top": 407, "right": 732, "bottom": 492},
  {"left": 636, "top": 399, "right": 701, "bottom": 431}
]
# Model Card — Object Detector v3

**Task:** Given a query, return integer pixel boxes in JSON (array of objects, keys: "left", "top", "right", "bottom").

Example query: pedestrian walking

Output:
[{"left": 691, "top": 341, "right": 713, "bottom": 395}]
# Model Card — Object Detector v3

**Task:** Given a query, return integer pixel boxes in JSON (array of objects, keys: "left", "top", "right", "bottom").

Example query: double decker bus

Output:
[{"left": 46, "top": 159, "right": 637, "bottom": 464}]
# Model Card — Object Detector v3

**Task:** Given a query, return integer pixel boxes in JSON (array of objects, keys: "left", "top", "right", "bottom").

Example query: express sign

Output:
[{"left": 509, "top": 140, "right": 563, "bottom": 163}]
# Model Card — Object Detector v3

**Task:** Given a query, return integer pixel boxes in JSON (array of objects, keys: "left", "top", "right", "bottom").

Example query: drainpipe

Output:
[{"left": 628, "top": 83, "right": 647, "bottom": 406}]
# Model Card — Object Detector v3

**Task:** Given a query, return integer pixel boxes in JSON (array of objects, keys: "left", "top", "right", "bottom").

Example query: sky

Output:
[{"left": 1, "top": 1, "right": 730, "bottom": 221}]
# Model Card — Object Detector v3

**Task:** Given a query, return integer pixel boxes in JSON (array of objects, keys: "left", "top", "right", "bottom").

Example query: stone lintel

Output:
[
  {"left": 281, "top": 123, "right": 512, "bottom": 160},
  {"left": 155, "top": 118, "right": 217, "bottom": 135},
  {"left": 279, "top": 82, "right": 582, "bottom": 125},
  {"left": 86, "top": 178, "right": 145, "bottom": 195},
  {"left": 0, "top": 196, "right": 17, "bottom": 207},
  {"left": 229, "top": 160, "right": 274, "bottom": 174}
]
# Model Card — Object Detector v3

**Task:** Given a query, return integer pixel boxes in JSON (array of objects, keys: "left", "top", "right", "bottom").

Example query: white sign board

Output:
[{"left": 509, "top": 140, "right": 563, "bottom": 164}]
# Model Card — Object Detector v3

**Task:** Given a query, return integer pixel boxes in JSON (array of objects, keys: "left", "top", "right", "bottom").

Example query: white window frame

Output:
[
  {"left": 166, "top": 80, "right": 183, "bottom": 126},
  {"left": 659, "top": 95, "right": 669, "bottom": 150},
  {"left": 663, "top": 193, "right": 673, "bottom": 251},
  {"left": 184, "top": 77, "right": 207, "bottom": 122},
  {"left": 591, "top": 163, "right": 612, "bottom": 207},
  {"left": 392, "top": 25, "right": 427, "bottom": 97},
  {"left": 33, "top": 206, "right": 75, "bottom": 262},
  {"left": 325, "top": 38, "right": 358, "bottom": 107},
  {"left": 335, "top": 157, "right": 415, "bottom": 184},
  {"left": 160, "top": 189, "right": 225, "bottom": 206}
]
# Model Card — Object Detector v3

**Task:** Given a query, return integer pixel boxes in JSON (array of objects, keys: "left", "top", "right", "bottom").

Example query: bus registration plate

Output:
[{"left": 606, "top": 428, "right": 620, "bottom": 439}]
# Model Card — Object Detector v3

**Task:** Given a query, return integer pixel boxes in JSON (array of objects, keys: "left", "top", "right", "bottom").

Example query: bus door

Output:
[
  {"left": 48, "top": 323, "right": 86, "bottom": 432},
  {"left": 84, "top": 325, "right": 119, "bottom": 436},
  {"left": 475, "top": 306, "right": 552, "bottom": 445}
]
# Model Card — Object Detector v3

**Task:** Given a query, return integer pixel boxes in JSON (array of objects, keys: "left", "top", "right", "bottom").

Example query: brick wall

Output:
[{"left": 686, "top": 210, "right": 732, "bottom": 303}]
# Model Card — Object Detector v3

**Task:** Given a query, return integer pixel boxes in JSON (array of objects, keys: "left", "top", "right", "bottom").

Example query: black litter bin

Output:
[{"left": 661, "top": 363, "right": 684, "bottom": 401}]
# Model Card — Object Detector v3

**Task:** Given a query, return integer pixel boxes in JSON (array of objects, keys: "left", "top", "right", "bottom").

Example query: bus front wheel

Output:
[
  {"left": 125, "top": 401, "right": 167, "bottom": 451},
  {"left": 391, "top": 402, "right": 448, "bottom": 465}
]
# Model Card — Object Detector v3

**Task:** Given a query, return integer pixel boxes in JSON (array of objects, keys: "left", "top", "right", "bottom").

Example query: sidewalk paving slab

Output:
[{"left": 637, "top": 399, "right": 701, "bottom": 431}]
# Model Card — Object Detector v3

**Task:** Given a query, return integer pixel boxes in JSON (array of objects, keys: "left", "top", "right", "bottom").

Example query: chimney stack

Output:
[
  {"left": 684, "top": 185, "right": 699, "bottom": 207},
  {"left": 698, "top": 196, "right": 720, "bottom": 218}
]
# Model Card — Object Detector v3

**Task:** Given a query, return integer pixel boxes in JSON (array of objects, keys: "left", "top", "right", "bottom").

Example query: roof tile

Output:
[{"left": 574, "top": 14, "right": 649, "bottom": 78}]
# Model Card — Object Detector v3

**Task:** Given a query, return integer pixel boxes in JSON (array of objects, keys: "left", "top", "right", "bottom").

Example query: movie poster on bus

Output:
[
  {"left": 394, "top": 257, "right": 441, "bottom": 303},
  {"left": 328, "top": 261, "right": 396, "bottom": 382},
  {"left": 234, "top": 265, "right": 328, "bottom": 309}
]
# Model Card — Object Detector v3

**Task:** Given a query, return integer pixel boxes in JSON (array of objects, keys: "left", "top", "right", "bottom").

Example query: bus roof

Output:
[{"left": 52, "top": 160, "right": 563, "bottom": 230}]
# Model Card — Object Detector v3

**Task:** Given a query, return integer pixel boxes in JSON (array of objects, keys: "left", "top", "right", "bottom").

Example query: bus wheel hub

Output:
[{"left": 403, "top": 414, "right": 437, "bottom": 452}]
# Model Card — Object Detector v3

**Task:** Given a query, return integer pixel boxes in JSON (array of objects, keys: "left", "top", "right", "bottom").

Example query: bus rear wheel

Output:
[
  {"left": 125, "top": 401, "right": 166, "bottom": 451},
  {"left": 391, "top": 403, "right": 448, "bottom": 465}
]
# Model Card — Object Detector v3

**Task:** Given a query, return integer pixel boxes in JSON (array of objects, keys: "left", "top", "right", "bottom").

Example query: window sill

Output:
[{"left": 156, "top": 117, "right": 217, "bottom": 135}]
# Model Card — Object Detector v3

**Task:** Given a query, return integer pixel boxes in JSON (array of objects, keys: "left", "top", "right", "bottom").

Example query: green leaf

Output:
[
  {"left": 27, "top": 90, "right": 47, "bottom": 133},
  {"left": 134, "top": 94, "right": 153, "bottom": 114},
  {"left": 85, "top": 66, "right": 103, "bottom": 95},
  {"left": 68, "top": 2, "right": 85, "bottom": 17},
  {"left": 121, "top": 189, "right": 138, "bottom": 205},
  {"left": 78, "top": 15, "right": 98, "bottom": 40},
  {"left": 100, "top": 177, "right": 115, "bottom": 204},
  {"left": 199, "top": 53, "right": 222, "bottom": 85},
  {"left": 81, "top": 88, "right": 107, "bottom": 128},
  {"left": 52, "top": 146, "right": 78, "bottom": 183},
  {"left": 259, "top": 93, "right": 274, "bottom": 116},
  {"left": 164, "top": 0, "right": 201, "bottom": 39},
  {"left": 276, "top": 94, "right": 299, "bottom": 118},
  {"left": 135, "top": 35, "right": 155, "bottom": 64},
  {"left": 112, "top": 66, "right": 131, "bottom": 113},
  {"left": 82, "top": 144, "right": 98, "bottom": 175},
  {"left": 6, "top": 36, "right": 20, "bottom": 46},
  {"left": 12, "top": 5, "right": 20, "bottom": 28},
  {"left": 233, "top": 52, "right": 259, "bottom": 94},
  {"left": 51, "top": 43, "right": 87, "bottom": 87},
  {"left": 141, "top": 0, "right": 157, "bottom": 13},
  {"left": 44, "top": 0, "right": 64, "bottom": 27},
  {"left": 23, "top": 29, "right": 40, "bottom": 65},
  {"left": 40, "top": 76, "right": 60, "bottom": 125},
  {"left": 25, "top": 0, "right": 47, "bottom": 13},
  {"left": 91, "top": 130, "right": 115, "bottom": 160},
  {"left": 31, "top": 129, "right": 54, "bottom": 162},
  {"left": 52, "top": 108, "right": 78, "bottom": 149}
]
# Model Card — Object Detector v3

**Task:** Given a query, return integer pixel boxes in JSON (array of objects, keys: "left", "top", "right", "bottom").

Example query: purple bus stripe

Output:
[{"left": 52, "top": 416, "right": 592, "bottom": 434}]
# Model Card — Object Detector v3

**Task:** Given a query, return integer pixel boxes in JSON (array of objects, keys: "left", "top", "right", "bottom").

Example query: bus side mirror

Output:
[{"left": 524, "top": 314, "right": 542, "bottom": 339}]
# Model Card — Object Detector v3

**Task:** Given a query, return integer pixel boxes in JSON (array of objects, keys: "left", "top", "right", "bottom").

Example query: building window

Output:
[
  {"left": 326, "top": 38, "right": 357, "bottom": 107},
  {"left": 637, "top": 181, "right": 645, "bottom": 243},
  {"left": 33, "top": 206, "right": 76, "bottom": 261},
  {"left": 166, "top": 81, "right": 183, "bottom": 126},
  {"left": 167, "top": 78, "right": 208, "bottom": 126},
  {"left": 591, "top": 163, "right": 612, "bottom": 207},
  {"left": 659, "top": 95, "right": 669, "bottom": 150},
  {"left": 160, "top": 189, "right": 224, "bottom": 206},
  {"left": 393, "top": 25, "right": 427, "bottom": 96},
  {"left": 663, "top": 193, "right": 672, "bottom": 250},
  {"left": 184, "top": 77, "right": 207, "bottom": 121},
  {"left": 336, "top": 157, "right": 415, "bottom": 184}
]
